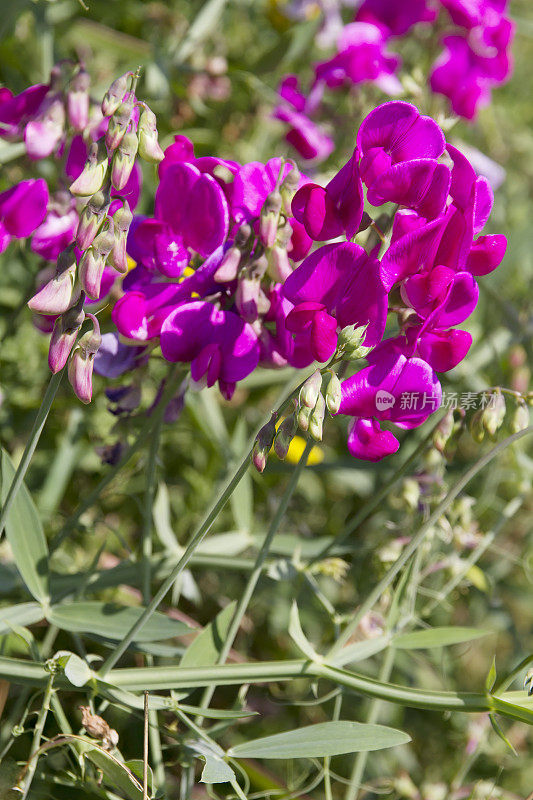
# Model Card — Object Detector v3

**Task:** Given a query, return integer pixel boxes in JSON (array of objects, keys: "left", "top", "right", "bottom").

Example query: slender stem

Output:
[
  {"left": 17, "top": 674, "right": 54, "bottom": 799},
  {"left": 345, "top": 648, "right": 395, "bottom": 800},
  {"left": 328, "top": 426, "right": 533, "bottom": 657},
  {"left": 143, "top": 691, "right": 149, "bottom": 800},
  {"left": 98, "top": 450, "right": 252, "bottom": 677},
  {"left": 196, "top": 439, "right": 313, "bottom": 722},
  {"left": 0, "top": 370, "right": 63, "bottom": 540},
  {"left": 50, "top": 365, "right": 182, "bottom": 553}
]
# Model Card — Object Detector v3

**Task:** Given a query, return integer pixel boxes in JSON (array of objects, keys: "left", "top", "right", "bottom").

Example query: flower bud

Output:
[
  {"left": 235, "top": 276, "right": 260, "bottom": 323},
  {"left": 482, "top": 389, "right": 506, "bottom": 438},
  {"left": 111, "top": 131, "right": 139, "bottom": 191},
  {"left": 106, "top": 100, "right": 134, "bottom": 151},
  {"left": 433, "top": 409, "right": 454, "bottom": 453},
  {"left": 68, "top": 315, "right": 101, "bottom": 404},
  {"left": 297, "top": 402, "right": 312, "bottom": 432},
  {"left": 28, "top": 245, "right": 80, "bottom": 315},
  {"left": 235, "top": 223, "right": 252, "bottom": 248},
  {"left": 70, "top": 138, "right": 109, "bottom": 196},
  {"left": 259, "top": 191, "right": 282, "bottom": 248},
  {"left": 108, "top": 202, "right": 133, "bottom": 274},
  {"left": 325, "top": 370, "right": 341, "bottom": 415},
  {"left": 469, "top": 409, "right": 485, "bottom": 443},
  {"left": 102, "top": 72, "right": 132, "bottom": 117},
  {"left": 309, "top": 393, "right": 325, "bottom": 442},
  {"left": 252, "top": 415, "right": 277, "bottom": 473},
  {"left": 138, "top": 105, "right": 164, "bottom": 163},
  {"left": 273, "top": 413, "right": 298, "bottom": 460},
  {"left": 280, "top": 161, "right": 300, "bottom": 213},
  {"left": 299, "top": 369, "right": 322, "bottom": 409},
  {"left": 336, "top": 324, "right": 371, "bottom": 360},
  {"left": 510, "top": 400, "right": 529, "bottom": 433},
  {"left": 250, "top": 254, "right": 268, "bottom": 281},
  {"left": 48, "top": 295, "right": 86, "bottom": 373},
  {"left": 67, "top": 68, "right": 90, "bottom": 131},
  {"left": 214, "top": 247, "right": 241, "bottom": 283},
  {"left": 76, "top": 190, "right": 110, "bottom": 251},
  {"left": 268, "top": 246, "right": 292, "bottom": 283},
  {"left": 78, "top": 223, "right": 115, "bottom": 299}
]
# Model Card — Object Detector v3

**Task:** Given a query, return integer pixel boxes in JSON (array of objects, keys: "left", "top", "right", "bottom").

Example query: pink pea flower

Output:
[
  {"left": 273, "top": 75, "right": 334, "bottom": 163},
  {"left": 0, "top": 179, "right": 49, "bottom": 252},
  {"left": 0, "top": 83, "right": 49, "bottom": 142},
  {"left": 355, "top": 0, "right": 437, "bottom": 36},
  {"left": 31, "top": 193, "right": 79, "bottom": 261}
]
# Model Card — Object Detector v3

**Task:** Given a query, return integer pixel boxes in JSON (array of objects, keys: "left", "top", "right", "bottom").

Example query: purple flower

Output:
[
  {"left": 439, "top": 0, "right": 509, "bottom": 30},
  {"left": 155, "top": 162, "right": 229, "bottom": 257},
  {"left": 355, "top": 0, "right": 437, "bottom": 36},
  {"left": 273, "top": 76, "right": 334, "bottom": 163},
  {"left": 93, "top": 332, "right": 146, "bottom": 378},
  {"left": 314, "top": 22, "right": 402, "bottom": 94},
  {"left": 231, "top": 158, "right": 293, "bottom": 224},
  {"left": 160, "top": 301, "right": 260, "bottom": 398},
  {"left": 127, "top": 216, "right": 190, "bottom": 278},
  {"left": 0, "top": 179, "right": 49, "bottom": 251},
  {"left": 66, "top": 134, "right": 142, "bottom": 211},
  {"left": 337, "top": 345, "right": 442, "bottom": 460},
  {"left": 31, "top": 201, "right": 78, "bottom": 261},
  {"left": 291, "top": 150, "right": 364, "bottom": 240},
  {"left": 282, "top": 241, "right": 388, "bottom": 362},
  {"left": 0, "top": 83, "right": 49, "bottom": 142}
]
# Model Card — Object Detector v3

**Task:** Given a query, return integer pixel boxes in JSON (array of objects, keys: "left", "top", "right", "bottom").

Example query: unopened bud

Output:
[
  {"left": 274, "top": 412, "right": 298, "bottom": 460},
  {"left": 252, "top": 415, "right": 277, "bottom": 473},
  {"left": 325, "top": 370, "right": 341, "bottom": 415},
  {"left": 280, "top": 161, "right": 300, "bottom": 213},
  {"left": 299, "top": 370, "right": 322, "bottom": 409},
  {"left": 76, "top": 190, "right": 110, "bottom": 251},
  {"left": 268, "top": 246, "right": 292, "bottom": 283},
  {"left": 433, "top": 409, "right": 454, "bottom": 453},
  {"left": 297, "top": 402, "right": 312, "bottom": 432},
  {"left": 510, "top": 400, "right": 529, "bottom": 433},
  {"left": 68, "top": 315, "right": 101, "bottom": 404},
  {"left": 138, "top": 105, "right": 164, "bottom": 163},
  {"left": 260, "top": 191, "right": 282, "bottom": 248},
  {"left": 235, "top": 276, "right": 259, "bottom": 323},
  {"left": 111, "top": 131, "right": 138, "bottom": 191},
  {"left": 469, "top": 409, "right": 485, "bottom": 443},
  {"left": 102, "top": 72, "right": 132, "bottom": 117},
  {"left": 78, "top": 223, "right": 115, "bottom": 299},
  {"left": 309, "top": 393, "right": 325, "bottom": 441},
  {"left": 70, "top": 139, "right": 108, "bottom": 196},
  {"left": 214, "top": 247, "right": 241, "bottom": 283},
  {"left": 106, "top": 100, "right": 134, "bottom": 151},
  {"left": 48, "top": 296, "right": 86, "bottom": 373},
  {"left": 482, "top": 390, "right": 506, "bottom": 438},
  {"left": 67, "top": 68, "right": 90, "bottom": 131},
  {"left": 235, "top": 223, "right": 252, "bottom": 248},
  {"left": 28, "top": 245, "right": 80, "bottom": 315},
  {"left": 336, "top": 324, "right": 371, "bottom": 360},
  {"left": 108, "top": 202, "right": 133, "bottom": 274}
]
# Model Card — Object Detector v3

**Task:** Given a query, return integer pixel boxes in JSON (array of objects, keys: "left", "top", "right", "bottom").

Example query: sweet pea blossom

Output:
[
  {"left": 355, "top": 0, "right": 437, "bottom": 36},
  {"left": 0, "top": 179, "right": 49, "bottom": 253},
  {"left": 273, "top": 75, "right": 334, "bottom": 163}
]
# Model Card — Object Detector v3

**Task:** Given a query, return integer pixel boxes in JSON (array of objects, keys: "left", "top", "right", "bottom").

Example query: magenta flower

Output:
[
  {"left": 93, "top": 332, "right": 146, "bottom": 378},
  {"left": 314, "top": 22, "right": 402, "bottom": 94},
  {"left": 0, "top": 83, "right": 49, "bottom": 142},
  {"left": 155, "top": 162, "right": 229, "bottom": 257},
  {"left": 31, "top": 199, "right": 79, "bottom": 261},
  {"left": 0, "top": 179, "right": 49, "bottom": 252},
  {"left": 160, "top": 301, "right": 260, "bottom": 398},
  {"left": 127, "top": 216, "right": 190, "bottom": 278},
  {"left": 282, "top": 241, "right": 388, "bottom": 363},
  {"left": 231, "top": 158, "right": 293, "bottom": 224},
  {"left": 291, "top": 150, "right": 364, "bottom": 240},
  {"left": 355, "top": 0, "right": 437, "bottom": 36},
  {"left": 337, "top": 346, "right": 442, "bottom": 460},
  {"left": 439, "top": 0, "right": 509, "bottom": 30},
  {"left": 273, "top": 76, "right": 334, "bottom": 163}
]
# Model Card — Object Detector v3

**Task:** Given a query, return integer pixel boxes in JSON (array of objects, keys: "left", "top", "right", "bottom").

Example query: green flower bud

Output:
[
  {"left": 510, "top": 400, "right": 529, "bottom": 433},
  {"left": 106, "top": 100, "right": 134, "bottom": 151},
  {"left": 111, "top": 131, "right": 139, "bottom": 191},
  {"left": 297, "top": 402, "right": 313, "bottom": 432},
  {"left": 469, "top": 409, "right": 485, "bottom": 443},
  {"left": 274, "top": 413, "right": 298, "bottom": 460},
  {"left": 325, "top": 370, "right": 341, "bottom": 415},
  {"left": 76, "top": 189, "right": 110, "bottom": 251},
  {"left": 309, "top": 393, "right": 325, "bottom": 442},
  {"left": 138, "top": 105, "right": 164, "bottom": 163},
  {"left": 482, "top": 389, "right": 506, "bottom": 438},
  {"left": 69, "top": 139, "right": 108, "bottom": 197},
  {"left": 336, "top": 324, "right": 371, "bottom": 360},
  {"left": 102, "top": 71, "right": 132, "bottom": 117},
  {"left": 299, "top": 370, "right": 322, "bottom": 409},
  {"left": 252, "top": 415, "right": 277, "bottom": 473}
]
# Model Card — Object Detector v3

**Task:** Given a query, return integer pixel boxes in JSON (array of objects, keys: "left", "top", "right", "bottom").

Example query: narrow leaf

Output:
[
  {"left": 489, "top": 714, "right": 517, "bottom": 755},
  {"left": 486, "top": 656, "right": 497, "bottom": 693},
  {"left": 0, "top": 602, "right": 44, "bottom": 635},
  {"left": 1, "top": 450, "right": 50, "bottom": 603},
  {"left": 48, "top": 602, "right": 191, "bottom": 642},
  {"left": 227, "top": 721, "right": 410, "bottom": 759},
  {"left": 393, "top": 627, "right": 491, "bottom": 650},
  {"left": 331, "top": 635, "right": 391, "bottom": 667},
  {"left": 85, "top": 747, "right": 143, "bottom": 800},
  {"left": 289, "top": 601, "right": 321, "bottom": 662},
  {"left": 201, "top": 755, "right": 236, "bottom": 784},
  {"left": 180, "top": 601, "right": 236, "bottom": 668}
]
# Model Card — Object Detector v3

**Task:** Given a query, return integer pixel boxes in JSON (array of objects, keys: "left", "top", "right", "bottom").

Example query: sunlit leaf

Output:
[
  {"left": 48, "top": 602, "right": 191, "bottom": 642},
  {"left": 393, "top": 627, "right": 491, "bottom": 650},
  {"left": 180, "top": 601, "right": 236, "bottom": 668}
]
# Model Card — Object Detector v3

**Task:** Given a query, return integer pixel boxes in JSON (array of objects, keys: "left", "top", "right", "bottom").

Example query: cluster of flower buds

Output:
[
  {"left": 24, "top": 68, "right": 164, "bottom": 403},
  {"left": 469, "top": 389, "right": 530, "bottom": 443}
]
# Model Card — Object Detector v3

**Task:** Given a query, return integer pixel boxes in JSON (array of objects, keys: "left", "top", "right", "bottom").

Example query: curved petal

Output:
[
  {"left": 466, "top": 233, "right": 506, "bottom": 276},
  {"left": 346, "top": 417, "right": 400, "bottom": 461}
]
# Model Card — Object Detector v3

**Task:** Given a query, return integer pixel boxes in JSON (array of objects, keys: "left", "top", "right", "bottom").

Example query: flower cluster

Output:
[
  {"left": 18, "top": 67, "right": 163, "bottom": 402},
  {"left": 273, "top": 0, "right": 514, "bottom": 163},
  {"left": 95, "top": 100, "right": 506, "bottom": 462}
]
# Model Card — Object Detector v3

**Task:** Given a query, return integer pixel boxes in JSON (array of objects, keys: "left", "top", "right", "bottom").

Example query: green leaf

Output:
[
  {"left": 331, "top": 635, "right": 391, "bottom": 667},
  {"left": 1, "top": 450, "right": 50, "bottom": 603},
  {"left": 177, "top": 702, "right": 256, "bottom": 720},
  {"left": 85, "top": 747, "right": 143, "bottom": 800},
  {"left": 180, "top": 601, "right": 236, "bottom": 668},
  {"left": 153, "top": 481, "right": 181, "bottom": 552},
  {"left": 125, "top": 760, "right": 154, "bottom": 796},
  {"left": 393, "top": 627, "right": 491, "bottom": 650},
  {"left": 227, "top": 721, "right": 411, "bottom": 759},
  {"left": 489, "top": 714, "right": 517, "bottom": 755},
  {"left": 48, "top": 602, "right": 192, "bottom": 642},
  {"left": 288, "top": 601, "right": 321, "bottom": 662},
  {"left": 0, "top": 602, "right": 44, "bottom": 635},
  {"left": 486, "top": 656, "right": 497, "bottom": 693},
  {"left": 201, "top": 755, "right": 236, "bottom": 784},
  {"left": 64, "top": 653, "right": 92, "bottom": 688}
]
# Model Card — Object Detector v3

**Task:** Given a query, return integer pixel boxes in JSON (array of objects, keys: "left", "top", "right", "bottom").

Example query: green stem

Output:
[
  {"left": 0, "top": 370, "right": 63, "bottom": 540},
  {"left": 50, "top": 365, "right": 181, "bottom": 552},
  {"left": 98, "top": 451, "right": 252, "bottom": 677},
  {"left": 328, "top": 426, "right": 533, "bottom": 658},
  {"left": 17, "top": 674, "right": 54, "bottom": 799},
  {"left": 345, "top": 648, "right": 395, "bottom": 800},
  {"left": 195, "top": 439, "right": 313, "bottom": 722}
]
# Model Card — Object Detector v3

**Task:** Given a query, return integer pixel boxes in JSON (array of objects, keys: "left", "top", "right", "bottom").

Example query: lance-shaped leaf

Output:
[
  {"left": 180, "top": 601, "right": 236, "bottom": 668},
  {"left": 0, "top": 602, "right": 44, "bottom": 635},
  {"left": 393, "top": 626, "right": 491, "bottom": 650}
]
